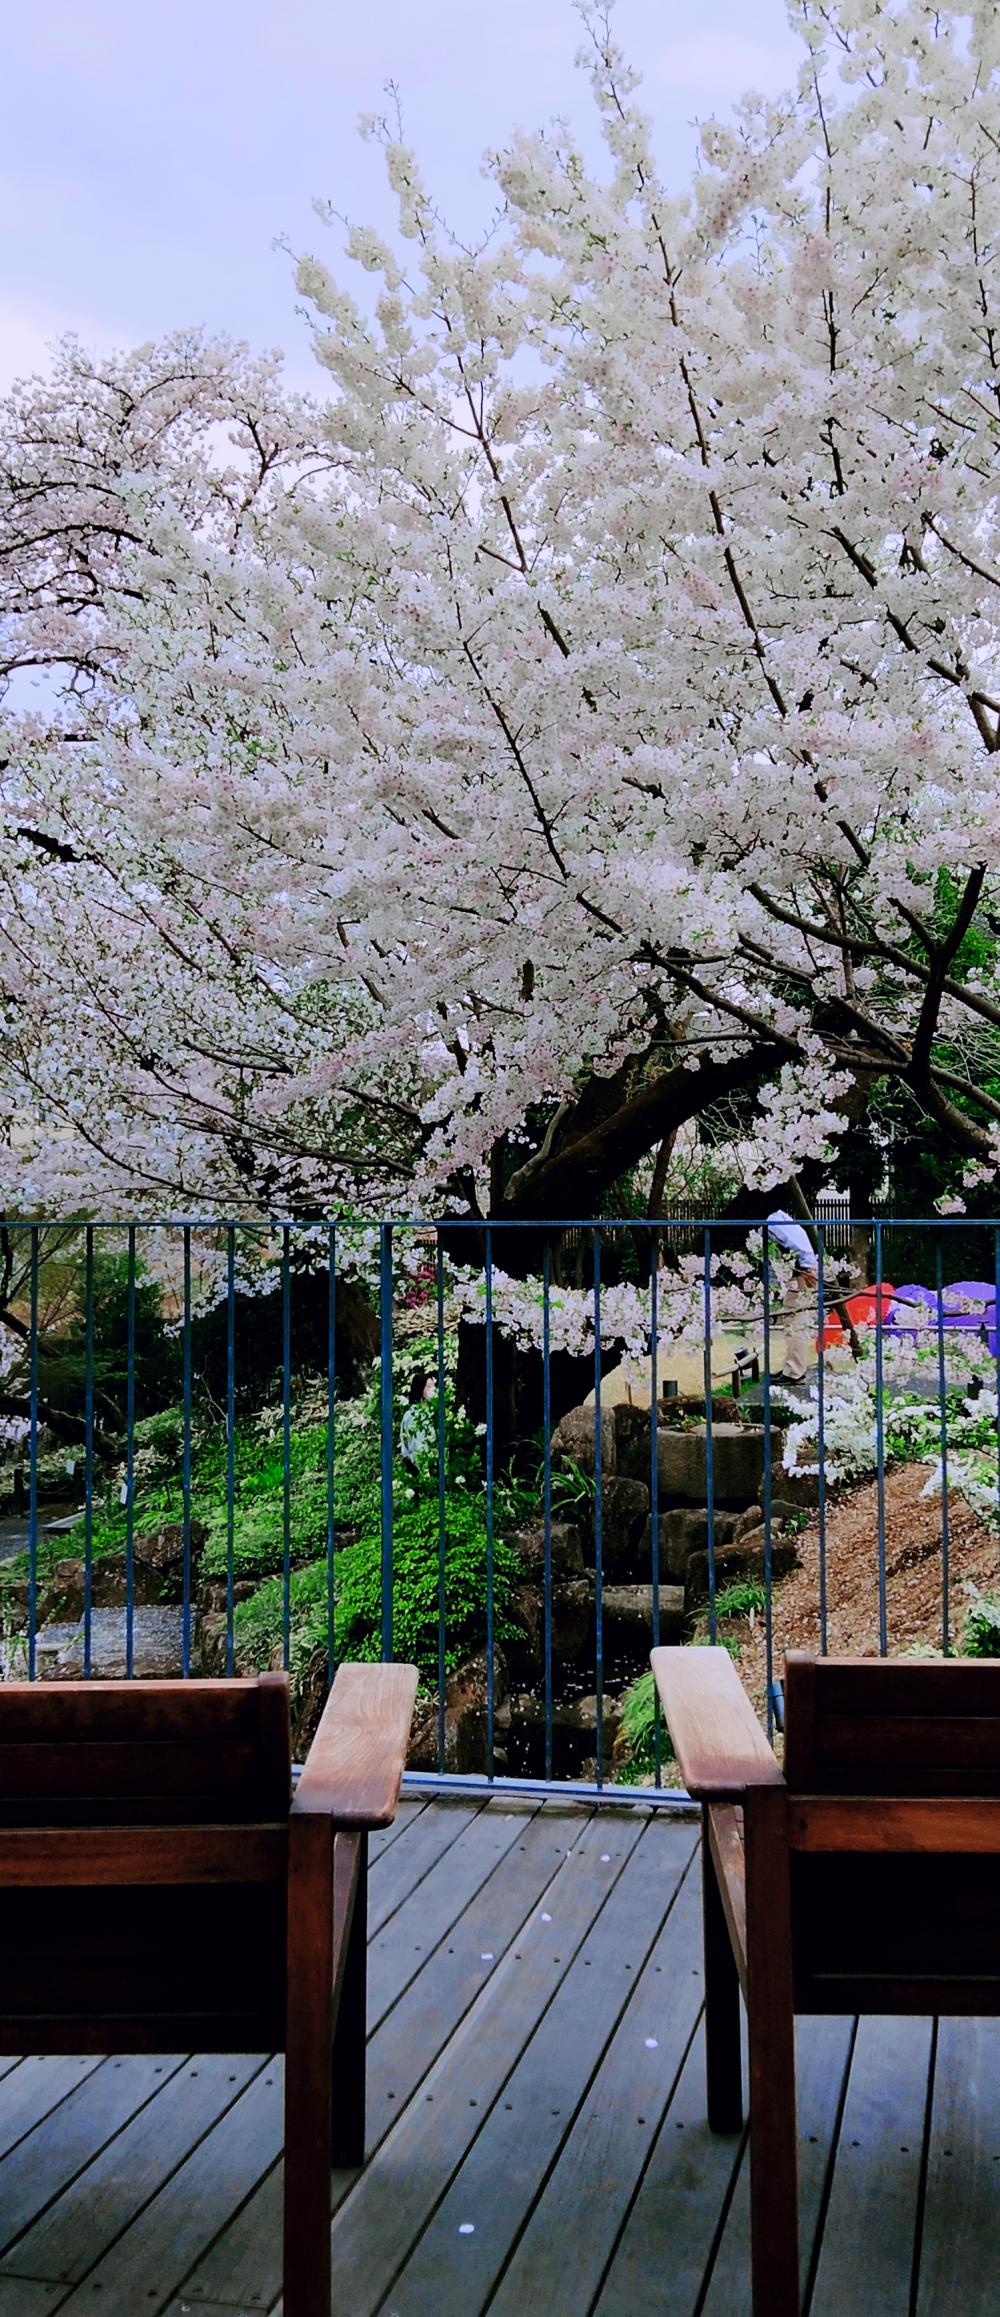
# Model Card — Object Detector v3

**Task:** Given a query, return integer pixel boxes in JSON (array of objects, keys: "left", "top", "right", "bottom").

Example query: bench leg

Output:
[
  {"left": 285, "top": 1814, "right": 334, "bottom": 2317},
  {"left": 745, "top": 1788, "right": 800, "bottom": 2317},
  {"left": 331, "top": 1830, "right": 368, "bottom": 2168},
  {"left": 702, "top": 1807, "right": 743, "bottom": 2133}
]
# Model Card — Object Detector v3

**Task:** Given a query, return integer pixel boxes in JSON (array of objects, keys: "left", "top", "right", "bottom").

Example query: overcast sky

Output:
[{"left": 4, "top": 0, "right": 798, "bottom": 395}]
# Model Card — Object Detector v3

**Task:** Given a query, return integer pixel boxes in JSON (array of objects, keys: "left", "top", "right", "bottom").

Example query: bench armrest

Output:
[
  {"left": 650, "top": 1646, "right": 784, "bottom": 1800},
  {"left": 292, "top": 1661, "right": 418, "bottom": 1828}
]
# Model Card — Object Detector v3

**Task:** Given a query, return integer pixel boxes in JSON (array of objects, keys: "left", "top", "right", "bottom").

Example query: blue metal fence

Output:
[{"left": 1, "top": 1216, "right": 998, "bottom": 1802}]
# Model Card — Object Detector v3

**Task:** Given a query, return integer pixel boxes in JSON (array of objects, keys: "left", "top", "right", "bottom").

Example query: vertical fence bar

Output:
[
  {"left": 816, "top": 1225, "right": 828, "bottom": 1657},
  {"left": 83, "top": 1225, "right": 95, "bottom": 1679},
  {"left": 125, "top": 1224, "right": 137, "bottom": 1679},
  {"left": 702, "top": 1229, "right": 716, "bottom": 1643},
  {"left": 484, "top": 1228, "right": 495, "bottom": 1780},
  {"left": 226, "top": 1226, "right": 236, "bottom": 1677},
  {"left": 181, "top": 1225, "right": 193, "bottom": 1680},
  {"left": 592, "top": 1228, "right": 604, "bottom": 1790},
  {"left": 379, "top": 1224, "right": 394, "bottom": 1663},
  {"left": 650, "top": 1236, "right": 662, "bottom": 1787},
  {"left": 761, "top": 1227, "right": 774, "bottom": 1742},
  {"left": 27, "top": 1226, "right": 39, "bottom": 1681},
  {"left": 282, "top": 1226, "right": 292, "bottom": 1672},
  {"left": 327, "top": 1225, "right": 337, "bottom": 1694},
  {"left": 935, "top": 1238, "right": 950, "bottom": 1656},
  {"left": 436, "top": 1236, "right": 447, "bottom": 1773},
  {"left": 995, "top": 1227, "right": 1000, "bottom": 1573},
  {"left": 875, "top": 1219, "right": 888, "bottom": 1654},
  {"left": 542, "top": 1239, "right": 553, "bottom": 1787}
]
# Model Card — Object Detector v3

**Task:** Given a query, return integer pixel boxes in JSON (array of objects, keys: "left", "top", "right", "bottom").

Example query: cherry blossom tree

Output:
[{"left": 1, "top": 0, "right": 999, "bottom": 1224}]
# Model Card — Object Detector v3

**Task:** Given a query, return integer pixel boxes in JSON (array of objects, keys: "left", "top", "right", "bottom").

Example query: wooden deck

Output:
[{"left": 0, "top": 1792, "right": 997, "bottom": 2316}]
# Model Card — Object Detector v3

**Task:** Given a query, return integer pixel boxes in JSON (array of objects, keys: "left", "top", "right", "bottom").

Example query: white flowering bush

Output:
[{"left": 779, "top": 1336, "right": 1000, "bottom": 1522}]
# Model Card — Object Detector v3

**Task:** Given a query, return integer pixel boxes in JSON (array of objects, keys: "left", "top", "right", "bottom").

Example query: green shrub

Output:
[
  {"left": 960, "top": 1586, "right": 1000, "bottom": 1659},
  {"left": 233, "top": 1495, "right": 521, "bottom": 1684},
  {"left": 616, "top": 1668, "right": 673, "bottom": 1782}
]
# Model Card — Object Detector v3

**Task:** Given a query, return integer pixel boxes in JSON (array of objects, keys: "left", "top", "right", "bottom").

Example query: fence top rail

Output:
[{"left": 0, "top": 1214, "right": 991, "bottom": 1233}]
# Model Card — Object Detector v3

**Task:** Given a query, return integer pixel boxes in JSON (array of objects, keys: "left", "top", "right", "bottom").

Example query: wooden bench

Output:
[
  {"left": 0, "top": 1658, "right": 418, "bottom": 2317},
  {"left": 651, "top": 1646, "right": 1000, "bottom": 2317}
]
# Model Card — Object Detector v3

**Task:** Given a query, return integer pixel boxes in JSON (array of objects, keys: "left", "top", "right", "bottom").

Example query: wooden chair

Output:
[
  {"left": 0, "top": 1658, "right": 418, "bottom": 2317},
  {"left": 651, "top": 1645, "right": 1000, "bottom": 2317}
]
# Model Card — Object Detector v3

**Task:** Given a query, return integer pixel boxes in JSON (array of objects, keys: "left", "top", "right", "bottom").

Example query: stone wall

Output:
[{"left": 424, "top": 1393, "right": 800, "bottom": 1780}]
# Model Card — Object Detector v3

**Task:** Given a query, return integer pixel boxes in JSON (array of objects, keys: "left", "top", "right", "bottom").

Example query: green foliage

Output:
[
  {"left": 689, "top": 1579, "right": 767, "bottom": 1661},
  {"left": 75, "top": 1247, "right": 181, "bottom": 1422},
  {"left": 216, "top": 1338, "right": 525, "bottom": 1683},
  {"left": 711, "top": 1580, "right": 767, "bottom": 1620},
  {"left": 960, "top": 1586, "right": 1000, "bottom": 1659},
  {"left": 616, "top": 1667, "right": 673, "bottom": 1782},
  {"left": 234, "top": 1495, "right": 521, "bottom": 1684}
]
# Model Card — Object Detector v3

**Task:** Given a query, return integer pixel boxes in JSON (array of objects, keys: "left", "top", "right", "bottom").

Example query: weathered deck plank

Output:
[
  {"left": 810, "top": 2014, "right": 933, "bottom": 2317},
  {"left": 50, "top": 2064, "right": 282, "bottom": 2317},
  {"left": 370, "top": 1819, "right": 698, "bottom": 2317},
  {"left": 593, "top": 2018, "right": 744, "bottom": 2317},
  {"left": 324, "top": 1812, "right": 649, "bottom": 2317},
  {"left": 0, "top": 2058, "right": 101, "bottom": 2166},
  {"left": 0, "top": 1801, "right": 989, "bottom": 2317},
  {"left": 0, "top": 2054, "right": 262, "bottom": 2287},
  {"left": 0, "top": 2053, "right": 187, "bottom": 2257},
  {"left": 169, "top": 1806, "right": 586, "bottom": 2314},
  {"left": 367, "top": 1797, "right": 482, "bottom": 1934},
  {"left": 698, "top": 2013, "right": 855, "bottom": 2317},
  {"left": 916, "top": 2018, "right": 1000, "bottom": 2317},
  {"left": 487, "top": 1836, "right": 702, "bottom": 2317}
]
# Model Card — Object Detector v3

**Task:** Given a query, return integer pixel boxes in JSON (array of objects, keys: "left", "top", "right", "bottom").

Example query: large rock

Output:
[
  {"left": 92, "top": 1556, "right": 129, "bottom": 1608},
  {"left": 684, "top": 1531, "right": 801, "bottom": 1607},
  {"left": 132, "top": 1519, "right": 207, "bottom": 1594},
  {"left": 614, "top": 1396, "right": 741, "bottom": 1480},
  {"left": 505, "top": 1583, "right": 545, "bottom": 1683},
  {"left": 40, "top": 1558, "right": 86, "bottom": 1621},
  {"left": 550, "top": 1404, "right": 617, "bottom": 1479},
  {"left": 762, "top": 1468, "right": 822, "bottom": 1509},
  {"left": 602, "top": 1582, "right": 685, "bottom": 1657},
  {"left": 407, "top": 1648, "right": 508, "bottom": 1776},
  {"left": 190, "top": 1607, "right": 229, "bottom": 1676},
  {"left": 549, "top": 1578, "right": 592, "bottom": 1661},
  {"left": 508, "top": 1520, "right": 584, "bottom": 1577},
  {"left": 503, "top": 1691, "right": 624, "bottom": 1780},
  {"left": 658, "top": 1393, "right": 741, "bottom": 1428},
  {"left": 613, "top": 1402, "right": 655, "bottom": 1481},
  {"left": 637, "top": 1505, "right": 762, "bottom": 1580},
  {"left": 592, "top": 1477, "right": 649, "bottom": 1570},
  {"left": 660, "top": 1424, "right": 781, "bottom": 1507}
]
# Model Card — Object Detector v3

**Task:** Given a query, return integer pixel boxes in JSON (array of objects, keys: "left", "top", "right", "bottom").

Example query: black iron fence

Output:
[{"left": 2, "top": 1217, "right": 998, "bottom": 1800}]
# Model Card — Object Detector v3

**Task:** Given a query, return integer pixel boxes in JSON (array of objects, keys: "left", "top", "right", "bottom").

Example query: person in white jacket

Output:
[{"left": 765, "top": 1211, "right": 820, "bottom": 1384}]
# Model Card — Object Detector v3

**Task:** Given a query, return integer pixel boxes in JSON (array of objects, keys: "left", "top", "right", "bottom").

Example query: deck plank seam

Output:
[
  {"left": 363, "top": 1816, "right": 692, "bottom": 2317},
  {"left": 168, "top": 1807, "right": 585, "bottom": 2317},
  {"left": 477, "top": 1830, "right": 702, "bottom": 2317},
  {"left": 0, "top": 2056, "right": 274, "bottom": 2303},
  {"left": 799, "top": 2012, "right": 860, "bottom": 2317},
  {"left": 367, "top": 1805, "right": 543, "bottom": 2038},
  {"left": 0, "top": 2060, "right": 105, "bottom": 2172},
  {"left": 906, "top": 2014, "right": 939, "bottom": 2317},
  {"left": 0, "top": 2054, "right": 194, "bottom": 2264},
  {"left": 367, "top": 1801, "right": 487, "bottom": 1940}
]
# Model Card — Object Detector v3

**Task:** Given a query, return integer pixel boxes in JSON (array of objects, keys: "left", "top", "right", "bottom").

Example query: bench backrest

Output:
[
  {"left": 781, "top": 1654, "right": 1000, "bottom": 2011},
  {"left": 0, "top": 1676, "right": 293, "bottom": 2052},
  {"left": 0, "top": 1673, "right": 292, "bottom": 1826},
  {"left": 783, "top": 1652, "right": 1000, "bottom": 1796}
]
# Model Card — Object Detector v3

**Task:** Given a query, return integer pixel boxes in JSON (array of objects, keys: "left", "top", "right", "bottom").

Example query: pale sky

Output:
[{"left": 4, "top": 0, "right": 798, "bottom": 395}]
